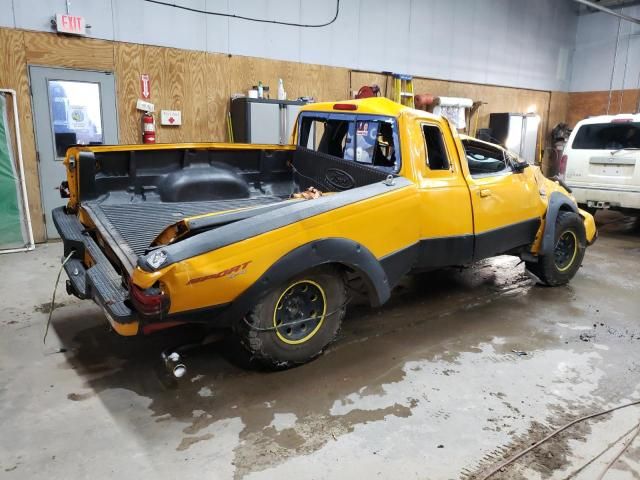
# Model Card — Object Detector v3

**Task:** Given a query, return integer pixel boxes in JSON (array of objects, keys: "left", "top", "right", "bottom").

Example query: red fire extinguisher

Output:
[{"left": 142, "top": 112, "right": 156, "bottom": 144}]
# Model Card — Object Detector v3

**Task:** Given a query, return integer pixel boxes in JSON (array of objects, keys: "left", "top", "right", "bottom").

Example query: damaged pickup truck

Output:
[{"left": 54, "top": 98, "right": 597, "bottom": 368}]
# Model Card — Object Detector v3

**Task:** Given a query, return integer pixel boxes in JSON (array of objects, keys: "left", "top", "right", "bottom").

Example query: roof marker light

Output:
[
  {"left": 333, "top": 103, "right": 357, "bottom": 111},
  {"left": 611, "top": 118, "right": 633, "bottom": 123}
]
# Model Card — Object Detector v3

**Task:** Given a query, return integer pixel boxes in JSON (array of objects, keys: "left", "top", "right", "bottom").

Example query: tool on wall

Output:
[
  {"left": 142, "top": 111, "right": 156, "bottom": 144},
  {"left": 355, "top": 84, "right": 380, "bottom": 99}
]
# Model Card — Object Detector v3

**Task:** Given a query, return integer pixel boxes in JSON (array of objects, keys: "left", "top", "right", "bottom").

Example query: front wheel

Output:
[
  {"left": 526, "top": 211, "right": 586, "bottom": 286},
  {"left": 236, "top": 266, "right": 347, "bottom": 369}
]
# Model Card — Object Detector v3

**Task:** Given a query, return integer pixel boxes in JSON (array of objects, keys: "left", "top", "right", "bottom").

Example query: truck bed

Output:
[
  {"left": 68, "top": 144, "right": 390, "bottom": 274},
  {"left": 83, "top": 195, "right": 284, "bottom": 257}
]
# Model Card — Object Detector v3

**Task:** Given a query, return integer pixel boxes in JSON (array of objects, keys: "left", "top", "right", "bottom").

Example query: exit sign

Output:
[{"left": 55, "top": 14, "right": 87, "bottom": 36}]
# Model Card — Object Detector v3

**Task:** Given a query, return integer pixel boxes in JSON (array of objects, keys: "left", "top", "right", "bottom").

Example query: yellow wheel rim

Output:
[
  {"left": 554, "top": 230, "right": 578, "bottom": 272},
  {"left": 273, "top": 280, "right": 327, "bottom": 345}
]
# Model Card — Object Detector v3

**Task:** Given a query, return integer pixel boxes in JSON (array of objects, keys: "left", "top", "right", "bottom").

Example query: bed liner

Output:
[{"left": 82, "top": 196, "right": 284, "bottom": 263}]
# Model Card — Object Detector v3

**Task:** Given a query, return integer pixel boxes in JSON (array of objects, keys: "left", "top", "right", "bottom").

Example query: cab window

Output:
[
  {"left": 422, "top": 125, "right": 449, "bottom": 170},
  {"left": 298, "top": 113, "right": 400, "bottom": 173},
  {"left": 299, "top": 117, "right": 352, "bottom": 159},
  {"left": 348, "top": 120, "right": 397, "bottom": 171},
  {"left": 463, "top": 139, "right": 510, "bottom": 177}
]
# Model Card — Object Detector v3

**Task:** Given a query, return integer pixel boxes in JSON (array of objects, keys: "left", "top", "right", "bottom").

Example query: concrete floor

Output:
[{"left": 1, "top": 211, "right": 640, "bottom": 480}]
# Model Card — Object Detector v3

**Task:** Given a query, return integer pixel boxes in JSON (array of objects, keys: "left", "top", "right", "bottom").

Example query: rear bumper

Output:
[
  {"left": 52, "top": 207, "right": 233, "bottom": 334},
  {"left": 568, "top": 184, "right": 640, "bottom": 210},
  {"left": 52, "top": 207, "right": 139, "bottom": 335}
]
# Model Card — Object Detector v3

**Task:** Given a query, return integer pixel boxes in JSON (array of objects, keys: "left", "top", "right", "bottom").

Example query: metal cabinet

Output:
[
  {"left": 489, "top": 113, "right": 540, "bottom": 164},
  {"left": 230, "top": 98, "right": 307, "bottom": 145}
]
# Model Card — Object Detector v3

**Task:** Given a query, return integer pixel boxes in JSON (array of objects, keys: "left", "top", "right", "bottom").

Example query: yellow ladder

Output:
[{"left": 392, "top": 74, "right": 414, "bottom": 108}]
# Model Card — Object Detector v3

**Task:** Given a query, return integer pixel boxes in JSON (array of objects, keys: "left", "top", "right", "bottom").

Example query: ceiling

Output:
[{"left": 577, "top": 0, "right": 640, "bottom": 14}]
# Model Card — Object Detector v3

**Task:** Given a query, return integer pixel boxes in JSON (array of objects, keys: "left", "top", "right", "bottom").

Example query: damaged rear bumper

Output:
[{"left": 52, "top": 207, "right": 139, "bottom": 335}]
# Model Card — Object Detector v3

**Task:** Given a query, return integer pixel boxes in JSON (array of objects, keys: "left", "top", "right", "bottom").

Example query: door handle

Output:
[{"left": 479, "top": 189, "right": 492, "bottom": 198}]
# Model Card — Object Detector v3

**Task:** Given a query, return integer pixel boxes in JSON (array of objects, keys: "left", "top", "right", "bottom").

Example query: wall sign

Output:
[
  {"left": 140, "top": 74, "right": 151, "bottom": 99},
  {"left": 161, "top": 110, "right": 182, "bottom": 126},
  {"left": 55, "top": 14, "right": 87, "bottom": 36},
  {"left": 136, "top": 99, "right": 155, "bottom": 112}
]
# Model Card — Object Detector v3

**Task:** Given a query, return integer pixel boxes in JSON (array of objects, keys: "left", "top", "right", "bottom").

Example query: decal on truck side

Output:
[{"left": 187, "top": 261, "right": 251, "bottom": 285}]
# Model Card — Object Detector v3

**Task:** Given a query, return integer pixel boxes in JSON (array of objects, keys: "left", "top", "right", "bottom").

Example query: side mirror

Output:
[{"left": 512, "top": 161, "right": 529, "bottom": 173}]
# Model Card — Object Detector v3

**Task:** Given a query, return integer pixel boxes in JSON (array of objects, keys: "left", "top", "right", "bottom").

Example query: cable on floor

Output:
[
  {"left": 595, "top": 422, "right": 640, "bottom": 480},
  {"left": 43, "top": 250, "right": 75, "bottom": 344},
  {"left": 478, "top": 399, "right": 640, "bottom": 480},
  {"left": 563, "top": 422, "right": 640, "bottom": 479}
]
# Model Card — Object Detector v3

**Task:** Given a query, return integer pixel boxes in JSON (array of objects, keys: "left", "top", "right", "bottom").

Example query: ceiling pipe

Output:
[{"left": 573, "top": 0, "right": 640, "bottom": 24}]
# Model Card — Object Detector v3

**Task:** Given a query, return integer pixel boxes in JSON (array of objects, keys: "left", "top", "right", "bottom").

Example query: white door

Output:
[{"left": 30, "top": 66, "right": 118, "bottom": 239}]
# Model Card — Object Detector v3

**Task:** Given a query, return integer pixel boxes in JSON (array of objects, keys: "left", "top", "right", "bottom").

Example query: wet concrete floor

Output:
[{"left": 1, "top": 211, "right": 639, "bottom": 479}]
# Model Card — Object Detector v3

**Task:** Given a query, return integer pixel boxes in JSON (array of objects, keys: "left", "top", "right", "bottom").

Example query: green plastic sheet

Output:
[{"left": 0, "top": 93, "right": 27, "bottom": 249}]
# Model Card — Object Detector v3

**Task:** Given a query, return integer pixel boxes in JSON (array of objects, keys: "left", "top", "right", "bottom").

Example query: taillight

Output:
[
  {"left": 129, "top": 282, "right": 170, "bottom": 318},
  {"left": 558, "top": 154, "right": 568, "bottom": 180}
]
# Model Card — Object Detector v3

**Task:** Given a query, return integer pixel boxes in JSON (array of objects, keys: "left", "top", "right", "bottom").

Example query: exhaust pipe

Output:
[{"left": 161, "top": 351, "right": 187, "bottom": 378}]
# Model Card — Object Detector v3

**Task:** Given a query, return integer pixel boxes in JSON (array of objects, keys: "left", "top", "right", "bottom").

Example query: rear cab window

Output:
[
  {"left": 572, "top": 121, "right": 640, "bottom": 150},
  {"left": 298, "top": 113, "right": 401, "bottom": 173}
]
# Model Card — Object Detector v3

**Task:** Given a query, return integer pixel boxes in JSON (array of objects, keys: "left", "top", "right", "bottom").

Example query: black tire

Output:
[
  {"left": 526, "top": 211, "right": 586, "bottom": 286},
  {"left": 236, "top": 266, "right": 347, "bottom": 369}
]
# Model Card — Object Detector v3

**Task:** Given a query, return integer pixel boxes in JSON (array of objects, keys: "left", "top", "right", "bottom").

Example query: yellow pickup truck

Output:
[{"left": 54, "top": 98, "right": 596, "bottom": 368}]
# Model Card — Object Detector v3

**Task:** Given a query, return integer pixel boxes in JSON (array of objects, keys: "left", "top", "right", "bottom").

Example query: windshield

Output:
[{"left": 572, "top": 122, "right": 640, "bottom": 150}]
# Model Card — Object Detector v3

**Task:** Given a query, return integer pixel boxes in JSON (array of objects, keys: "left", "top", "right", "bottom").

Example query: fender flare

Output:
[
  {"left": 222, "top": 238, "right": 391, "bottom": 324},
  {"left": 540, "top": 191, "right": 579, "bottom": 256}
]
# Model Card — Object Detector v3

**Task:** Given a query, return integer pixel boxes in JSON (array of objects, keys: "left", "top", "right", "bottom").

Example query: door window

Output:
[
  {"left": 422, "top": 125, "right": 449, "bottom": 170},
  {"left": 48, "top": 80, "right": 104, "bottom": 158},
  {"left": 463, "top": 139, "right": 511, "bottom": 177}
]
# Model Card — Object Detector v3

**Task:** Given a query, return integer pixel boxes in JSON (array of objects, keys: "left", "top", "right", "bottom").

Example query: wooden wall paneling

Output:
[
  {"left": 114, "top": 42, "right": 144, "bottom": 145},
  {"left": 568, "top": 89, "right": 640, "bottom": 127},
  {"left": 23, "top": 31, "right": 114, "bottom": 71},
  {"left": 618, "top": 89, "right": 640, "bottom": 115},
  {"left": 0, "top": 29, "right": 45, "bottom": 241},
  {"left": 307, "top": 65, "right": 349, "bottom": 102},
  {"left": 162, "top": 48, "right": 185, "bottom": 144},
  {"left": 183, "top": 50, "right": 207, "bottom": 142},
  {"left": 205, "top": 53, "right": 230, "bottom": 142}
]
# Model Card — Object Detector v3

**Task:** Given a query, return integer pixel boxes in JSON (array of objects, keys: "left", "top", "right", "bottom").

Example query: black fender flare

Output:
[
  {"left": 222, "top": 238, "right": 391, "bottom": 324},
  {"left": 540, "top": 191, "right": 579, "bottom": 256}
]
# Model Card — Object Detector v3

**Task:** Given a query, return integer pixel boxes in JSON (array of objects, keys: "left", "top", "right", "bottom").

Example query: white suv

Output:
[{"left": 561, "top": 114, "right": 640, "bottom": 214}]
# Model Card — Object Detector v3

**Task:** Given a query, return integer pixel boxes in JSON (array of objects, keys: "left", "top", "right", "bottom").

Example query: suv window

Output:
[
  {"left": 422, "top": 125, "right": 449, "bottom": 170},
  {"left": 572, "top": 122, "right": 640, "bottom": 150},
  {"left": 463, "top": 140, "right": 510, "bottom": 177},
  {"left": 298, "top": 114, "right": 400, "bottom": 172}
]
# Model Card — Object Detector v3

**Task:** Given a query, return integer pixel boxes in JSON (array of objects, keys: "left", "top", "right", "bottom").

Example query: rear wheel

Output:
[
  {"left": 526, "top": 211, "right": 586, "bottom": 286},
  {"left": 236, "top": 266, "right": 347, "bottom": 369}
]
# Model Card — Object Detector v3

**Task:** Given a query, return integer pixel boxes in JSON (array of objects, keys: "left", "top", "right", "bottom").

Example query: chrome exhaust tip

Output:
[
  {"left": 173, "top": 364, "right": 187, "bottom": 378},
  {"left": 162, "top": 351, "right": 187, "bottom": 378}
]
